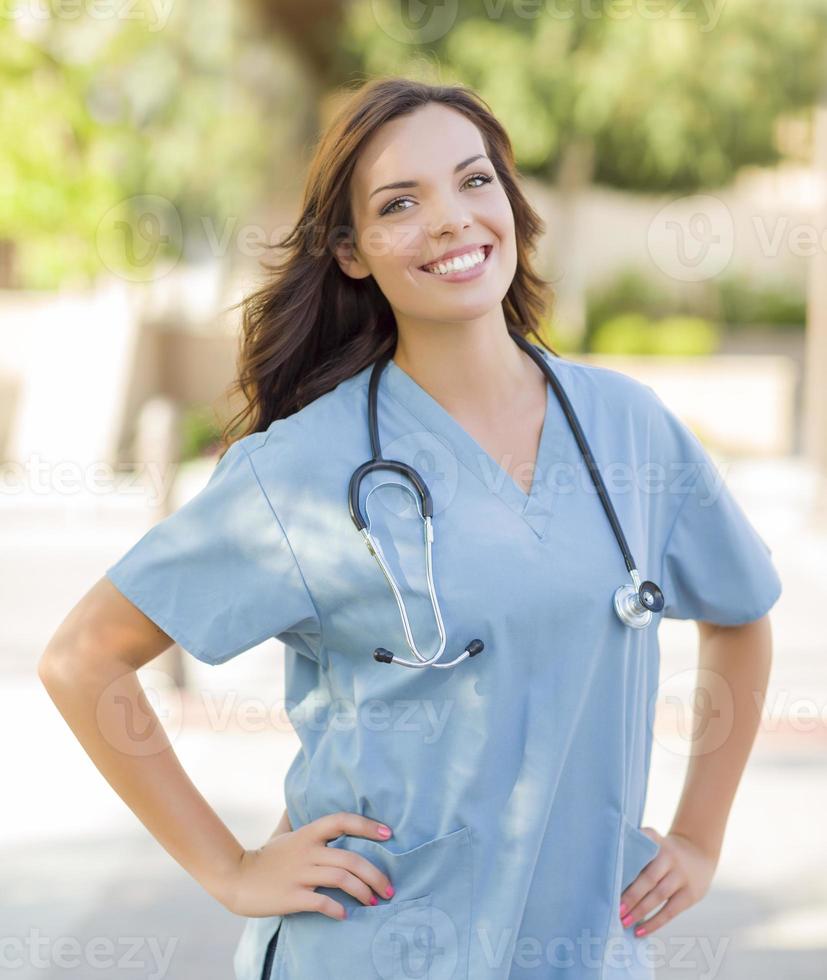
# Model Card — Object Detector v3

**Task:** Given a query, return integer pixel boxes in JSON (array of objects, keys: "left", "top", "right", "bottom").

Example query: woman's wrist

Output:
[
  {"left": 198, "top": 839, "right": 247, "bottom": 911},
  {"left": 667, "top": 823, "right": 722, "bottom": 867}
]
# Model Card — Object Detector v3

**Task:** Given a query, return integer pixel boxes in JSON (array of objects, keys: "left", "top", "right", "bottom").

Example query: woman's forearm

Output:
[
  {"left": 38, "top": 645, "right": 245, "bottom": 907},
  {"left": 667, "top": 615, "right": 773, "bottom": 863}
]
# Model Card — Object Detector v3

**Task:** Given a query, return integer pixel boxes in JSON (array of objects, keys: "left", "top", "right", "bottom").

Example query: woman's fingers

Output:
[
  {"left": 620, "top": 852, "right": 670, "bottom": 924},
  {"left": 305, "top": 865, "right": 380, "bottom": 908},
  {"left": 298, "top": 811, "right": 395, "bottom": 906},
  {"left": 622, "top": 867, "right": 682, "bottom": 930},
  {"left": 631, "top": 884, "right": 692, "bottom": 936},
  {"left": 316, "top": 845, "right": 394, "bottom": 902},
  {"left": 307, "top": 810, "right": 394, "bottom": 845},
  {"left": 292, "top": 888, "right": 348, "bottom": 921}
]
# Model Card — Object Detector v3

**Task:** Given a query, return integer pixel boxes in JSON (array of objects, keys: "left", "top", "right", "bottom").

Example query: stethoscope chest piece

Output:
[{"left": 613, "top": 571, "right": 665, "bottom": 629}]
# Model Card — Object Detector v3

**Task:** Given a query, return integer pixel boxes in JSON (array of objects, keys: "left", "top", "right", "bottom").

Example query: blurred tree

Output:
[
  {"left": 0, "top": 0, "right": 315, "bottom": 288},
  {"left": 247, "top": 0, "right": 348, "bottom": 89},
  {"left": 4, "top": 0, "right": 827, "bottom": 298},
  {"left": 343, "top": 0, "right": 825, "bottom": 190},
  {"left": 341, "top": 0, "right": 827, "bottom": 336}
]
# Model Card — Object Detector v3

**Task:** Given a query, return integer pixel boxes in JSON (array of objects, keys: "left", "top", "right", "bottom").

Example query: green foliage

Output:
[
  {"left": 585, "top": 269, "right": 677, "bottom": 335},
  {"left": 589, "top": 313, "right": 720, "bottom": 355},
  {"left": 343, "top": 0, "right": 827, "bottom": 191},
  {"left": 1, "top": 1, "right": 313, "bottom": 288},
  {"left": 180, "top": 405, "right": 222, "bottom": 462},
  {"left": 6, "top": 0, "right": 827, "bottom": 289},
  {"left": 715, "top": 273, "right": 806, "bottom": 327},
  {"left": 534, "top": 317, "right": 583, "bottom": 355},
  {"left": 586, "top": 266, "right": 806, "bottom": 345}
]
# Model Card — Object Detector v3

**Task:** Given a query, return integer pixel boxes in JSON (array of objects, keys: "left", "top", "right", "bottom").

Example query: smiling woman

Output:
[
  {"left": 216, "top": 77, "right": 554, "bottom": 436},
  {"left": 337, "top": 98, "right": 523, "bottom": 344},
  {"left": 41, "top": 75, "right": 781, "bottom": 980}
]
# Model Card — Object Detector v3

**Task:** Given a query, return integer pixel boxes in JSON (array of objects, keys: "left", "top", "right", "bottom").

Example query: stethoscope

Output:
[{"left": 347, "top": 331, "right": 665, "bottom": 669}]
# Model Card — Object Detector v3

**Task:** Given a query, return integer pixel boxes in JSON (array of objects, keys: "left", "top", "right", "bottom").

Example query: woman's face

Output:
[{"left": 341, "top": 102, "right": 518, "bottom": 326}]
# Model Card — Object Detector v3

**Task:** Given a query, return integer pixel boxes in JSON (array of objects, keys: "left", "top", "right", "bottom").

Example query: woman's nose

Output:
[{"left": 424, "top": 196, "right": 473, "bottom": 239}]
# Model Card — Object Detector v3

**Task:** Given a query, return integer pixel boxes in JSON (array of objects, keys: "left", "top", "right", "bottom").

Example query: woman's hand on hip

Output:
[
  {"left": 221, "top": 811, "right": 396, "bottom": 920},
  {"left": 619, "top": 828, "right": 718, "bottom": 937}
]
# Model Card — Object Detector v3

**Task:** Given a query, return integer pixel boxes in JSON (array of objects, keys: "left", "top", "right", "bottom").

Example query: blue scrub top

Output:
[{"left": 105, "top": 345, "right": 782, "bottom": 980}]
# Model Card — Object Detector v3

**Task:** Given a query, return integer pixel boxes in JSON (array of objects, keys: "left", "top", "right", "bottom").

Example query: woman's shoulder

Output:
[
  {"left": 539, "top": 351, "right": 662, "bottom": 419},
  {"left": 240, "top": 363, "right": 372, "bottom": 465}
]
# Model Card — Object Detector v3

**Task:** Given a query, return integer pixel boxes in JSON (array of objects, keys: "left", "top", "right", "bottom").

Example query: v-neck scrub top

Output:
[{"left": 105, "top": 346, "right": 783, "bottom": 980}]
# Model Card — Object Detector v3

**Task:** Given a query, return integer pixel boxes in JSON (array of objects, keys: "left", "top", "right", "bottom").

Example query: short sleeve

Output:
[
  {"left": 654, "top": 396, "right": 783, "bottom": 625},
  {"left": 105, "top": 439, "right": 320, "bottom": 665}
]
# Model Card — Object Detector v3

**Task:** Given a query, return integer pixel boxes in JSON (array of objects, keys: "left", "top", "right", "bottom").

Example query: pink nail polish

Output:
[
  {"left": 377, "top": 825, "right": 392, "bottom": 838},
  {"left": 386, "top": 885, "right": 394, "bottom": 898},
  {"left": 619, "top": 903, "right": 628, "bottom": 917},
  {"left": 370, "top": 895, "right": 378, "bottom": 906},
  {"left": 621, "top": 914, "right": 633, "bottom": 927},
  {"left": 634, "top": 926, "right": 646, "bottom": 937}
]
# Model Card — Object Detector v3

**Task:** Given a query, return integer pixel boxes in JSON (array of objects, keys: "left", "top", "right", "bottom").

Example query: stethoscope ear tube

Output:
[
  {"left": 350, "top": 334, "right": 666, "bottom": 668},
  {"left": 348, "top": 458, "right": 433, "bottom": 531}
]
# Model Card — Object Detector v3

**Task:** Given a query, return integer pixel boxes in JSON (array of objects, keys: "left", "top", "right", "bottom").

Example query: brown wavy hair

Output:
[{"left": 220, "top": 75, "right": 557, "bottom": 452}]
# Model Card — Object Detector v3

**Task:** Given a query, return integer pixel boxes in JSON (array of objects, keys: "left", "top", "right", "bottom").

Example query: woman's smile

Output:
[{"left": 416, "top": 242, "right": 494, "bottom": 282}]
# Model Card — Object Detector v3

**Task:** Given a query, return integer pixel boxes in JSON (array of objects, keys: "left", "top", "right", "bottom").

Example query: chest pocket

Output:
[{"left": 271, "top": 825, "right": 473, "bottom": 980}]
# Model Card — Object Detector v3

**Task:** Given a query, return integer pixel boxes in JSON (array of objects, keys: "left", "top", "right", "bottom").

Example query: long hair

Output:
[{"left": 221, "top": 75, "right": 557, "bottom": 452}]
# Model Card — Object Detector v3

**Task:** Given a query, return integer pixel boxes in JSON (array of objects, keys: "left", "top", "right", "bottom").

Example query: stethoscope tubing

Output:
[{"left": 348, "top": 332, "right": 665, "bottom": 668}]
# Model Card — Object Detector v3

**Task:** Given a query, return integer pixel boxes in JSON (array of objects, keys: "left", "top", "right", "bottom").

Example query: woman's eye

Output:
[
  {"left": 379, "top": 172, "right": 494, "bottom": 216},
  {"left": 465, "top": 173, "right": 494, "bottom": 189}
]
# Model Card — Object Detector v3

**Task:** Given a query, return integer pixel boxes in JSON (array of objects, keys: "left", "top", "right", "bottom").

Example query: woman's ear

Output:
[{"left": 334, "top": 237, "right": 371, "bottom": 281}]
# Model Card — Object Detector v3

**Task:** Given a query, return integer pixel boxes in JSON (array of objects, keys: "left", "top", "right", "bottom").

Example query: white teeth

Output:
[{"left": 423, "top": 247, "right": 487, "bottom": 275}]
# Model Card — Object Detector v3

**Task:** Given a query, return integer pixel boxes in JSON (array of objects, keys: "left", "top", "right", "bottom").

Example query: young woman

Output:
[{"left": 39, "top": 77, "right": 782, "bottom": 980}]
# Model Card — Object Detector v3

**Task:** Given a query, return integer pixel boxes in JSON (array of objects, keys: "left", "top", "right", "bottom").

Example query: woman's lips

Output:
[{"left": 418, "top": 244, "right": 493, "bottom": 282}]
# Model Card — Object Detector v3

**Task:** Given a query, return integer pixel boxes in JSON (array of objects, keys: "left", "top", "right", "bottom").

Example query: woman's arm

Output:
[
  {"left": 38, "top": 578, "right": 392, "bottom": 920},
  {"left": 620, "top": 613, "right": 774, "bottom": 935},
  {"left": 37, "top": 576, "right": 246, "bottom": 908},
  {"left": 668, "top": 614, "right": 773, "bottom": 860}
]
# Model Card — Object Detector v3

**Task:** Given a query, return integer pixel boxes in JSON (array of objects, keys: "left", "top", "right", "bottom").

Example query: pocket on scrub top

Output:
[
  {"left": 602, "top": 816, "right": 663, "bottom": 980},
  {"left": 274, "top": 825, "right": 473, "bottom": 980},
  {"left": 619, "top": 814, "right": 660, "bottom": 894}
]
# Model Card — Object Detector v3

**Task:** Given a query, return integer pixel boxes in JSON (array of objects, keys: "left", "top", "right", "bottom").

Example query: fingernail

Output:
[
  {"left": 385, "top": 885, "right": 394, "bottom": 898},
  {"left": 377, "top": 825, "right": 392, "bottom": 838},
  {"left": 619, "top": 903, "right": 628, "bottom": 917},
  {"left": 341, "top": 909, "right": 347, "bottom": 920},
  {"left": 370, "top": 895, "right": 378, "bottom": 906},
  {"left": 621, "top": 914, "right": 633, "bottom": 927},
  {"left": 634, "top": 926, "right": 646, "bottom": 937}
]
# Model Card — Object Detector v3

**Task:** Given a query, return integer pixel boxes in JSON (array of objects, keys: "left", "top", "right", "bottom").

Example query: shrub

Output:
[
  {"left": 589, "top": 313, "right": 720, "bottom": 355},
  {"left": 180, "top": 405, "right": 223, "bottom": 461}
]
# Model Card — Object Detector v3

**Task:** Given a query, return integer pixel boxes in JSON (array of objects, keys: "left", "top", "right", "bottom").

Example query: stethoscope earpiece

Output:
[
  {"left": 373, "top": 637, "right": 484, "bottom": 666},
  {"left": 351, "top": 334, "right": 666, "bottom": 667}
]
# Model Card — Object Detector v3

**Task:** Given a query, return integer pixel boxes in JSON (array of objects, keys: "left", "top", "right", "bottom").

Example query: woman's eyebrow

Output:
[{"left": 368, "top": 154, "right": 489, "bottom": 200}]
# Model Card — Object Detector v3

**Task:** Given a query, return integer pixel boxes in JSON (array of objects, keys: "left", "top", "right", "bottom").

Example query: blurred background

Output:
[{"left": 2, "top": 0, "right": 826, "bottom": 977}]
